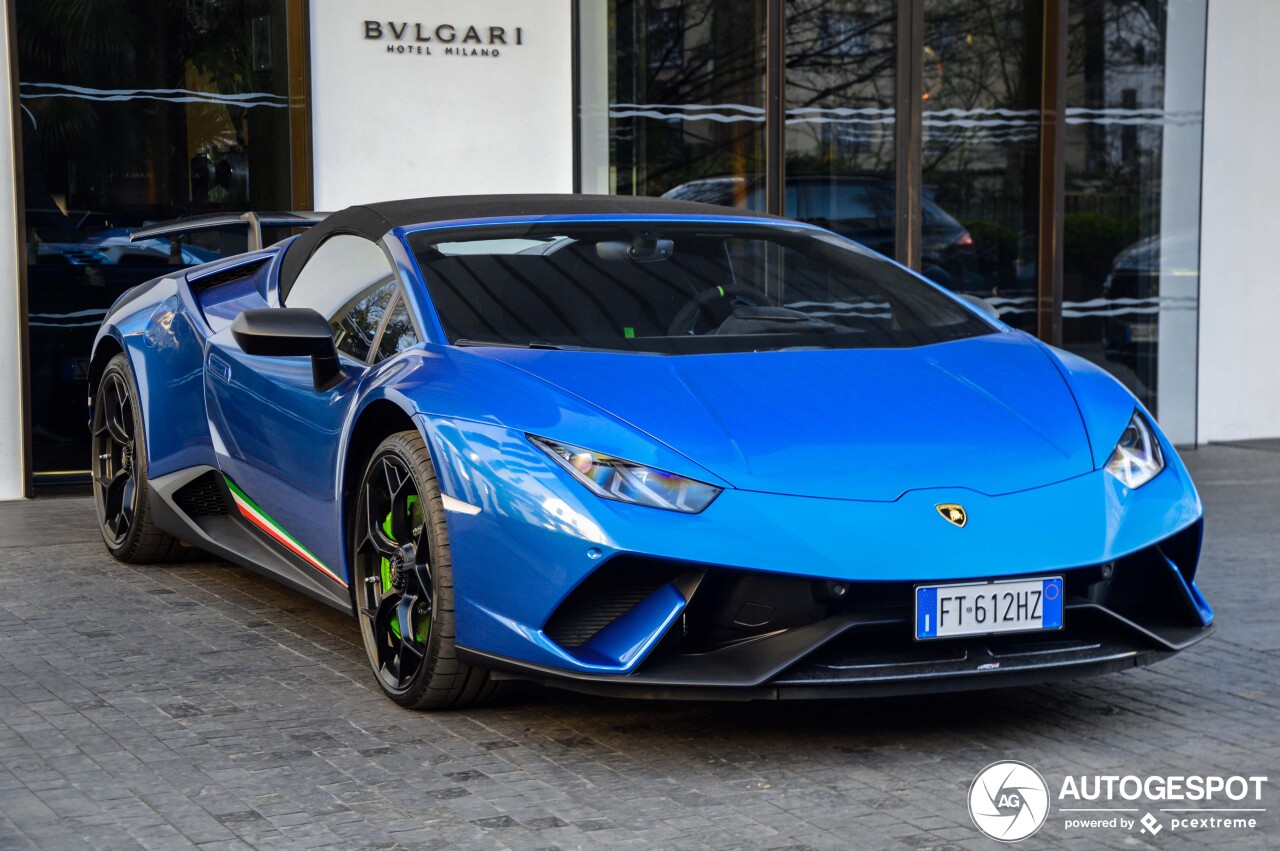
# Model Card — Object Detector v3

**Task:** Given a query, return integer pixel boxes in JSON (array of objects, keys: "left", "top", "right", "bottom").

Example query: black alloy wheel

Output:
[
  {"left": 92, "top": 369, "right": 138, "bottom": 547},
  {"left": 90, "top": 353, "right": 193, "bottom": 563},
  {"left": 351, "top": 431, "right": 500, "bottom": 709}
]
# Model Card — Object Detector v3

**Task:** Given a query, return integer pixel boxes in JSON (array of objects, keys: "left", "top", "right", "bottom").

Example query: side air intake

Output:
[{"left": 173, "top": 472, "right": 231, "bottom": 517}]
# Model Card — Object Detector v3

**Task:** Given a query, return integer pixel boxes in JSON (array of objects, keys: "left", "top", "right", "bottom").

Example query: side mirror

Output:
[
  {"left": 230, "top": 308, "right": 343, "bottom": 392},
  {"left": 960, "top": 293, "right": 1001, "bottom": 321}
]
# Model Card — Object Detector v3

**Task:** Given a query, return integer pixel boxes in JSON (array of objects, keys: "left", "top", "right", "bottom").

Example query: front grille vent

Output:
[{"left": 543, "top": 560, "right": 682, "bottom": 648}]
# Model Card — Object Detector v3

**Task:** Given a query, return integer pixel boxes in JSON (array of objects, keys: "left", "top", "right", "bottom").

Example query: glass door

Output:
[
  {"left": 17, "top": 0, "right": 308, "bottom": 484},
  {"left": 1061, "top": 0, "right": 1206, "bottom": 444},
  {"left": 579, "top": 0, "right": 769, "bottom": 208},
  {"left": 575, "top": 0, "right": 1206, "bottom": 440},
  {"left": 783, "top": 0, "right": 898, "bottom": 259},
  {"left": 918, "top": 0, "right": 1042, "bottom": 333}
]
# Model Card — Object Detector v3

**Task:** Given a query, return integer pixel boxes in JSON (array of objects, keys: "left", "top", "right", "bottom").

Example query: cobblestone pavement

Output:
[{"left": 0, "top": 445, "right": 1277, "bottom": 851}]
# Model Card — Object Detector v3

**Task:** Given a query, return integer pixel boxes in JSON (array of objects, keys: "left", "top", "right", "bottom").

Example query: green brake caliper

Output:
[{"left": 381, "top": 495, "right": 428, "bottom": 642}]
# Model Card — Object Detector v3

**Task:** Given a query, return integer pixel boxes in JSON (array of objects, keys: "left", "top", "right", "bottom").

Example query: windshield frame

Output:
[{"left": 394, "top": 215, "right": 1001, "bottom": 353}]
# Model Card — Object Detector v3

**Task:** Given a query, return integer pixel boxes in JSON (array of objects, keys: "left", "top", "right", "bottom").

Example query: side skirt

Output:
[{"left": 148, "top": 466, "right": 354, "bottom": 615}]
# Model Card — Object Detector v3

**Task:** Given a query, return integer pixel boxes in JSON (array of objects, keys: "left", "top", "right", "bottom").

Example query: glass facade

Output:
[
  {"left": 921, "top": 0, "right": 1041, "bottom": 333},
  {"left": 8, "top": 0, "right": 1209, "bottom": 488},
  {"left": 783, "top": 1, "right": 897, "bottom": 258},
  {"left": 582, "top": 1, "right": 768, "bottom": 206},
  {"left": 580, "top": 0, "right": 1206, "bottom": 442},
  {"left": 1061, "top": 0, "right": 1206, "bottom": 443},
  {"left": 16, "top": 0, "right": 305, "bottom": 484}
]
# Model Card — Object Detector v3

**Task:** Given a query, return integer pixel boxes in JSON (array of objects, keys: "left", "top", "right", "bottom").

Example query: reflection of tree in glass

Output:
[
  {"left": 334, "top": 285, "right": 392, "bottom": 361},
  {"left": 613, "top": 0, "right": 767, "bottom": 197},
  {"left": 785, "top": 0, "right": 897, "bottom": 177},
  {"left": 1067, "top": 0, "right": 1166, "bottom": 204},
  {"left": 377, "top": 300, "right": 417, "bottom": 360},
  {"left": 921, "top": 0, "right": 1036, "bottom": 173},
  {"left": 615, "top": 0, "right": 907, "bottom": 196}
]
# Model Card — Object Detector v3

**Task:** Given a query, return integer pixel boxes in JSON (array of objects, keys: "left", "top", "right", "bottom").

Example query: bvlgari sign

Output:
[
  {"left": 311, "top": 0, "right": 572, "bottom": 209},
  {"left": 364, "top": 20, "right": 525, "bottom": 57}
]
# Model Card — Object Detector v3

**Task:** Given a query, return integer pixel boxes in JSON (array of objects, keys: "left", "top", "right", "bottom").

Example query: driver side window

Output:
[{"left": 286, "top": 235, "right": 403, "bottom": 362}]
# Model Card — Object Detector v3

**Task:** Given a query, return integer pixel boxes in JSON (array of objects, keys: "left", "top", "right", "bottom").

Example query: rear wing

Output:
[{"left": 130, "top": 211, "right": 329, "bottom": 252}]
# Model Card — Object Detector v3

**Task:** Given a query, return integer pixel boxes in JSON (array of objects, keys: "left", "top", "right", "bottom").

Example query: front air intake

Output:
[{"left": 543, "top": 559, "right": 684, "bottom": 648}]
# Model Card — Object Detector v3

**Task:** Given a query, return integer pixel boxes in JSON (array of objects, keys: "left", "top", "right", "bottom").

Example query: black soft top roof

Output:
[{"left": 278, "top": 193, "right": 780, "bottom": 302}]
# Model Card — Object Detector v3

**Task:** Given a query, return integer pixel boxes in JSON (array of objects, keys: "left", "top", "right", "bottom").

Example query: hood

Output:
[{"left": 471, "top": 333, "right": 1095, "bottom": 501}]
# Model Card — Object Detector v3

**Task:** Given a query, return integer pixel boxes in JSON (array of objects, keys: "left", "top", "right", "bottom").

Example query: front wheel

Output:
[{"left": 351, "top": 430, "right": 501, "bottom": 709}]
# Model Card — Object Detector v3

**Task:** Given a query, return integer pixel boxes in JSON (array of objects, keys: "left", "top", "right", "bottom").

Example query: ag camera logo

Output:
[{"left": 969, "top": 761, "right": 1050, "bottom": 842}]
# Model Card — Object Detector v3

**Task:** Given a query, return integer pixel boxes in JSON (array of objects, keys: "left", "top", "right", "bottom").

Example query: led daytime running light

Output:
[{"left": 530, "top": 436, "right": 721, "bottom": 513}]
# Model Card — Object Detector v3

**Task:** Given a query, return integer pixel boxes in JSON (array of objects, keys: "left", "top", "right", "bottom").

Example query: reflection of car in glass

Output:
[
  {"left": 34, "top": 233, "right": 224, "bottom": 267},
  {"left": 129, "top": 211, "right": 329, "bottom": 254},
  {"left": 27, "top": 211, "right": 328, "bottom": 475},
  {"left": 663, "top": 174, "right": 977, "bottom": 287},
  {"left": 89, "top": 195, "right": 1212, "bottom": 710},
  {"left": 1101, "top": 233, "right": 1198, "bottom": 370}
]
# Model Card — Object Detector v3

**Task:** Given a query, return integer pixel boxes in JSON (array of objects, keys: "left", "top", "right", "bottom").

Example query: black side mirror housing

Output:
[{"left": 230, "top": 308, "right": 343, "bottom": 391}]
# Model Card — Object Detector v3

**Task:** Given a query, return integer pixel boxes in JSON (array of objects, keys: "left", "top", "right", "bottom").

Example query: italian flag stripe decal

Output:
[{"left": 224, "top": 477, "right": 348, "bottom": 588}]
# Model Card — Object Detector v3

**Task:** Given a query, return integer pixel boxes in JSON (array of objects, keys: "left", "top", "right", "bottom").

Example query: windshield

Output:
[{"left": 406, "top": 220, "right": 994, "bottom": 354}]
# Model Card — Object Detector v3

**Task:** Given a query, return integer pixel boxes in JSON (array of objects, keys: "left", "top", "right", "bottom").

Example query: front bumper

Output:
[
  {"left": 426, "top": 415, "right": 1210, "bottom": 696},
  {"left": 457, "top": 519, "right": 1212, "bottom": 700}
]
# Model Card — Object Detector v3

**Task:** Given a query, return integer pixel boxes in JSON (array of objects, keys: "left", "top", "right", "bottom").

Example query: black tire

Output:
[
  {"left": 351, "top": 430, "right": 501, "bottom": 710},
  {"left": 91, "top": 353, "right": 198, "bottom": 563}
]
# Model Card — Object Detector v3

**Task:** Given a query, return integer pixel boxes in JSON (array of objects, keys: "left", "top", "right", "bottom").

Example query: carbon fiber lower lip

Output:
[
  {"left": 459, "top": 610, "right": 1213, "bottom": 701},
  {"left": 458, "top": 647, "right": 1177, "bottom": 701}
]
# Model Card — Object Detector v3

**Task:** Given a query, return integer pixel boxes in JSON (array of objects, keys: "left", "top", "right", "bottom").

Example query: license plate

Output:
[{"left": 915, "top": 577, "right": 1063, "bottom": 640}]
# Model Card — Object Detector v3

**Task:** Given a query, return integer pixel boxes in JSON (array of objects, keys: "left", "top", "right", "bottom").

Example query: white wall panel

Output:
[
  {"left": 1198, "top": 0, "right": 1280, "bottom": 441},
  {"left": 0, "top": 6, "right": 26, "bottom": 500},
  {"left": 309, "top": 0, "right": 574, "bottom": 211}
]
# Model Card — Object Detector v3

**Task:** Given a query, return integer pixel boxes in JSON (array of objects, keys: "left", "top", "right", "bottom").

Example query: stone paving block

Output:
[{"left": 0, "top": 446, "right": 1277, "bottom": 849}]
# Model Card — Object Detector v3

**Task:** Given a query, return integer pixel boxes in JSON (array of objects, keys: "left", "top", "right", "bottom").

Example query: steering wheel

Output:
[{"left": 667, "top": 284, "right": 775, "bottom": 336}]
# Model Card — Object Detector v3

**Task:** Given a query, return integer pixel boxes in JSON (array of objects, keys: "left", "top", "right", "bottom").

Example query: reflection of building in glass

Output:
[
  {"left": 14, "top": 0, "right": 301, "bottom": 477},
  {"left": 0, "top": 0, "right": 1232, "bottom": 496},
  {"left": 1062, "top": 0, "right": 1205, "bottom": 440}
]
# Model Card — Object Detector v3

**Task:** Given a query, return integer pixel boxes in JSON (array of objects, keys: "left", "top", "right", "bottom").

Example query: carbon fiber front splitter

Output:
[{"left": 459, "top": 613, "right": 1212, "bottom": 702}]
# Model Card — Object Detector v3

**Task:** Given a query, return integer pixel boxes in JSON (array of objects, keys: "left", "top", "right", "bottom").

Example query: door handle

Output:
[{"left": 208, "top": 353, "right": 232, "bottom": 384}]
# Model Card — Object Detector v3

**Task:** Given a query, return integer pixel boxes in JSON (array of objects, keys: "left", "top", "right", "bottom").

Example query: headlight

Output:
[
  {"left": 529, "top": 436, "right": 722, "bottom": 513},
  {"left": 1104, "top": 410, "right": 1165, "bottom": 489}
]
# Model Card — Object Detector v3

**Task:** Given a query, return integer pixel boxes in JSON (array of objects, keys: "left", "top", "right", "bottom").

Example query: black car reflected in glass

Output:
[{"left": 663, "top": 174, "right": 979, "bottom": 291}]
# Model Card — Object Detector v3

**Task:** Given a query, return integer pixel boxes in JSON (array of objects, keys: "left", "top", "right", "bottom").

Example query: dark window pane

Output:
[
  {"left": 374, "top": 296, "right": 419, "bottom": 362},
  {"left": 784, "top": 1, "right": 897, "bottom": 257},
  {"left": 647, "top": 8, "right": 686, "bottom": 70},
  {"left": 579, "top": 1, "right": 767, "bottom": 207},
  {"left": 17, "top": 0, "right": 300, "bottom": 481},
  {"left": 1062, "top": 0, "right": 1204, "bottom": 443},
  {"left": 332, "top": 281, "right": 396, "bottom": 362},
  {"left": 920, "top": 0, "right": 1041, "bottom": 333}
]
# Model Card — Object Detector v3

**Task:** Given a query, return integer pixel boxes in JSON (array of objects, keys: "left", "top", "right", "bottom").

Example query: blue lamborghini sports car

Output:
[{"left": 89, "top": 195, "right": 1213, "bottom": 709}]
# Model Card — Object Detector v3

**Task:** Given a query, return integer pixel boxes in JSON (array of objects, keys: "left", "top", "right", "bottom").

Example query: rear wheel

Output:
[
  {"left": 91, "top": 353, "right": 194, "bottom": 563},
  {"left": 351, "top": 430, "right": 501, "bottom": 709}
]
